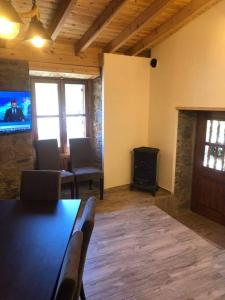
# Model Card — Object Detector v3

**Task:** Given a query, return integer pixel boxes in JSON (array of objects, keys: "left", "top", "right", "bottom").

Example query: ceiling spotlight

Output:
[
  {"left": 24, "top": 15, "right": 51, "bottom": 48},
  {"left": 0, "top": 0, "right": 22, "bottom": 39},
  {"left": 0, "top": 0, "right": 52, "bottom": 48}
]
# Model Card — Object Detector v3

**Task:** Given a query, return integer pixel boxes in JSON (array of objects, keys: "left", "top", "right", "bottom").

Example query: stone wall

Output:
[
  {"left": 0, "top": 59, "right": 33, "bottom": 199},
  {"left": 91, "top": 76, "right": 103, "bottom": 167},
  {"left": 174, "top": 110, "right": 197, "bottom": 209}
]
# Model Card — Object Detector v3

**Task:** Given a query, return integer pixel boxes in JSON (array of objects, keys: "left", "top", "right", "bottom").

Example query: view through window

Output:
[{"left": 32, "top": 78, "right": 87, "bottom": 151}]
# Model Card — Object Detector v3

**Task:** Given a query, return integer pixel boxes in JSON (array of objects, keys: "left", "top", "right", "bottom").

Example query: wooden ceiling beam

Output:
[
  {"left": 48, "top": 0, "right": 77, "bottom": 41},
  {"left": 127, "top": 0, "right": 222, "bottom": 56},
  {"left": 74, "top": 0, "right": 127, "bottom": 54},
  {"left": 29, "top": 62, "right": 100, "bottom": 78},
  {"left": 105, "top": 0, "right": 173, "bottom": 53},
  {"left": 0, "top": 42, "right": 101, "bottom": 67}
]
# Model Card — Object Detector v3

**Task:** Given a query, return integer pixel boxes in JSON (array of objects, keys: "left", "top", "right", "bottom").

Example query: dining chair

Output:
[
  {"left": 34, "top": 139, "right": 75, "bottom": 198},
  {"left": 69, "top": 138, "right": 104, "bottom": 200},
  {"left": 55, "top": 231, "right": 83, "bottom": 300},
  {"left": 74, "top": 196, "right": 96, "bottom": 300},
  {"left": 20, "top": 170, "right": 61, "bottom": 201}
]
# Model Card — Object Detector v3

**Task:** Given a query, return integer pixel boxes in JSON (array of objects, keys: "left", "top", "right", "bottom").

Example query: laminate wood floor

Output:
[{"left": 77, "top": 187, "right": 225, "bottom": 300}]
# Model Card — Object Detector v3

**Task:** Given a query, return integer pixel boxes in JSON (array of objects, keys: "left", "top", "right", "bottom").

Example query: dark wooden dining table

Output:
[{"left": 0, "top": 199, "right": 81, "bottom": 300}]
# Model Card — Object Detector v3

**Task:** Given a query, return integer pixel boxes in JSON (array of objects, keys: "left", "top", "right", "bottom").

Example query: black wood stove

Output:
[{"left": 131, "top": 147, "right": 159, "bottom": 196}]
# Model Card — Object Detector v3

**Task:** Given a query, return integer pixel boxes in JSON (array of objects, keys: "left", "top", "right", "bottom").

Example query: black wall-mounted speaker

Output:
[{"left": 150, "top": 58, "right": 157, "bottom": 68}]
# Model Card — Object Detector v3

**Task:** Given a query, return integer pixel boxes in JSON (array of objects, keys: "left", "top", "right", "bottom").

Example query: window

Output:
[
  {"left": 203, "top": 119, "right": 225, "bottom": 171},
  {"left": 31, "top": 78, "right": 89, "bottom": 152}
]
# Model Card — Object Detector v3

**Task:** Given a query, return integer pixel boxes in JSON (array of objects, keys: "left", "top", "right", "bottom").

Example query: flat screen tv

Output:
[{"left": 0, "top": 90, "right": 32, "bottom": 134}]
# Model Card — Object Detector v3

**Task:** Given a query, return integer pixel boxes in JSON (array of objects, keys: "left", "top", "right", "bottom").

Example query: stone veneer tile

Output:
[
  {"left": 0, "top": 59, "right": 33, "bottom": 199},
  {"left": 92, "top": 77, "right": 103, "bottom": 168},
  {"left": 174, "top": 111, "right": 197, "bottom": 209}
]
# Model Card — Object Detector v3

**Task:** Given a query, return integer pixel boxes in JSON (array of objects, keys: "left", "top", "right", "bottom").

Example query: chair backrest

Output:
[
  {"left": 75, "top": 196, "right": 96, "bottom": 297},
  {"left": 20, "top": 170, "right": 61, "bottom": 201},
  {"left": 69, "top": 138, "right": 95, "bottom": 169},
  {"left": 34, "top": 139, "right": 60, "bottom": 170},
  {"left": 54, "top": 231, "right": 83, "bottom": 300}
]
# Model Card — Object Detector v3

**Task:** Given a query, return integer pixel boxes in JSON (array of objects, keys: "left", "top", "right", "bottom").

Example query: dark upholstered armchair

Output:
[
  {"left": 20, "top": 170, "right": 61, "bottom": 201},
  {"left": 34, "top": 139, "right": 75, "bottom": 198},
  {"left": 69, "top": 138, "right": 103, "bottom": 200},
  {"left": 54, "top": 231, "right": 83, "bottom": 300}
]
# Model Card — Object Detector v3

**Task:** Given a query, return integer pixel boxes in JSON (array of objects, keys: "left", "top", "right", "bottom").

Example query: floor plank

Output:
[{"left": 76, "top": 187, "right": 225, "bottom": 300}]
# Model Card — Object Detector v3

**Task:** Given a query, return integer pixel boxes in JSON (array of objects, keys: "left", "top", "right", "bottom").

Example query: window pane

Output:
[
  {"left": 66, "top": 116, "right": 86, "bottom": 145},
  {"left": 35, "top": 83, "right": 59, "bottom": 116},
  {"left": 37, "top": 117, "right": 60, "bottom": 145},
  {"left": 65, "top": 84, "right": 85, "bottom": 115}
]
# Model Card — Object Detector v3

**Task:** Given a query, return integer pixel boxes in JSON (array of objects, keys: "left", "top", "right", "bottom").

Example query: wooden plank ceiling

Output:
[{"left": 11, "top": 0, "right": 222, "bottom": 56}]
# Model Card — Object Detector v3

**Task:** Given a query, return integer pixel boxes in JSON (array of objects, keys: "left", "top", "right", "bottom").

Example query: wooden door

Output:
[{"left": 192, "top": 111, "right": 225, "bottom": 225}]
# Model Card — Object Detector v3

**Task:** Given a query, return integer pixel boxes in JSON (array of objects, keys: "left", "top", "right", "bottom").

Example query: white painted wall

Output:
[
  {"left": 150, "top": 0, "right": 225, "bottom": 191},
  {"left": 103, "top": 53, "right": 150, "bottom": 188}
]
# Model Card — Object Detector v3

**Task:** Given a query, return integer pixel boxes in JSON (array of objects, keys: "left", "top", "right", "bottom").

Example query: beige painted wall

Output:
[
  {"left": 104, "top": 53, "right": 150, "bottom": 188},
  {"left": 150, "top": 0, "right": 225, "bottom": 192}
]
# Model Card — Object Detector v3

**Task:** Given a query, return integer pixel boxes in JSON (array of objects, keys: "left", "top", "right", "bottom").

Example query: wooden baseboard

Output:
[
  {"left": 105, "top": 184, "right": 171, "bottom": 194},
  {"left": 105, "top": 184, "right": 130, "bottom": 192}
]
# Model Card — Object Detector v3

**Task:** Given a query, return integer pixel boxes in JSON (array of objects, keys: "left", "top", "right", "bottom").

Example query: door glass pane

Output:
[
  {"left": 210, "top": 120, "right": 219, "bottom": 143},
  {"left": 218, "top": 121, "right": 225, "bottom": 144},
  {"left": 208, "top": 146, "right": 216, "bottom": 169},
  {"left": 216, "top": 147, "right": 223, "bottom": 171},
  {"left": 65, "top": 84, "right": 85, "bottom": 115},
  {"left": 37, "top": 117, "right": 60, "bottom": 145},
  {"left": 66, "top": 116, "right": 86, "bottom": 145},
  {"left": 35, "top": 83, "right": 59, "bottom": 116},
  {"left": 203, "top": 145, "right": 209, "bottom": 167},
  {"left": 205, "top": 120, "right": 211, "bottom": 143},
  {"left": 204, "top": 119, "right": 225, "bottom": 171}
]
